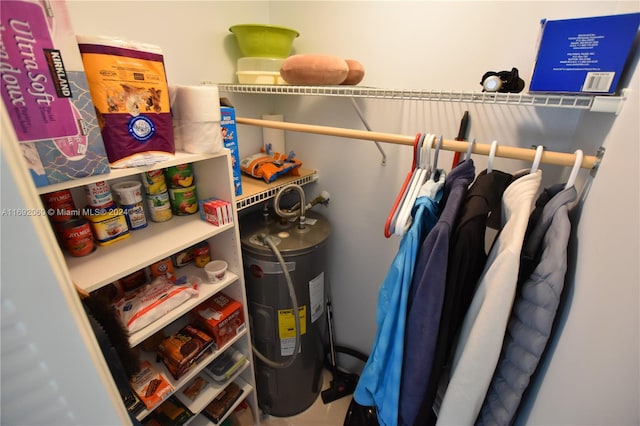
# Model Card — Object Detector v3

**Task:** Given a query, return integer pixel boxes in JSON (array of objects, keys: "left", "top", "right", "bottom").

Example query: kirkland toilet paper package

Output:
[
  {"left": 77, "top": 35, "right": 175, "bottom": 167},
  {"left": 0, "top": 0, "right": 110, "bottom": 188}
]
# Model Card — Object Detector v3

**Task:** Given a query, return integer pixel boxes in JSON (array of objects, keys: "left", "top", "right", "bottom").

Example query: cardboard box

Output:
[
  {"left": 192, "top": 293, "right": 245, "bottom": 350},
  {"left": 0, "top": 0, "right": 110, "bottom": 187},
  {"left": 220, "top": 98, "right": 242, "bottom": 196},
  {"left": 529, "top": 13, "right": 640, "bottom": 94}
]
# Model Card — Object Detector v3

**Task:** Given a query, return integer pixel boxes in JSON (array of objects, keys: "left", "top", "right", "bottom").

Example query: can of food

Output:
[
  {"left": 165, "top": 163, "right": 194, "bottom": 188},
  {"left": 121, "top": 202, "right": 148, "bottom": 230},
  {"left": 192, "top": 241, "right": 211, "bottom": 268},
  {"left": 42, "top": 189, "right": 77, "bottom": 222},
  {"left": 142, "top": 170, "right": 167, "bottom": 195},
  {"left": 146, "top": 191, "right": 173, "bottom": 222},
  {"left": 111, "top": 180, "right": 143, "bottom": 205},
  {"left": 85, "top": 181, "right": 113, "bottom": 208},
  {"left": 169, "top": 185, "right": 198, "bottom": 215},
  {"left": 84, "top": 203, "right": 130, "bottom": 246},
  {"left": 58, "top": 218, "right": 95, "bottom": 257}
]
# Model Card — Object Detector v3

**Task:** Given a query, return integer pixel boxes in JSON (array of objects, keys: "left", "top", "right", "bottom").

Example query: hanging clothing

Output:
[
  {"left": 423, "top": 169, "right": 515, "bottom": 425},
  {"left": 354, "top": 173, "right": 445, "bottom": 426},
  {"left": 476, "top": 184, "right": 577, "bottom": 426},
  {"left": 436, "top": 170, "right": 541, "bottom": 426},
  {"left": 399, "top": 159, "right": 476, "bottom": 426}
]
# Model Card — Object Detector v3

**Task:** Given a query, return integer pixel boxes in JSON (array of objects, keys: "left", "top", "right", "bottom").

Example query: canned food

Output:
[
  {"left": 146, "top": 191, "right": 173, "bottom": 222},
  {"left": 169, "top": 185, "right": 198, "bottom": 215},
  {"left": 42, "top": 189, "right": 77, "bottom": 222},
  {"left": 58, "top": 218, "right": 95, "bottom": 257},
  {"left": 122, "top": 202, "right": 148, "bottom": 230},
  {"left": 142, "top": 170, "right": 167, "bottom": 195},
  {"left": 192, "top": 241, "right": 211, "bottom": 268},
  {"left": 85, "top": 181, "right": 113, "bottom": 208},
  {"left": 165, "top": 163, "right": 194, "bottom": 188},
  {"left": 84, "top": 203, "right": 130, "bottom": 246}
]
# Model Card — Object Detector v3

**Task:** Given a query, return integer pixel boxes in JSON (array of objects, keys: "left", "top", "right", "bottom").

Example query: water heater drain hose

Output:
[{"left": 251, "top": 235, "right": 301, "bottom": 369}]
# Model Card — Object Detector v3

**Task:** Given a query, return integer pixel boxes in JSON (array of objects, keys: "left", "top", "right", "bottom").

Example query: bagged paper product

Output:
[
  {"left": 76, "top": 35, "right": 175, "bottom": 167},
  {"left": 114, "top": 275, "right": 199, "bottom": 333},
  {"left": 170, "top": 84, "right": 223, "bottom": 154},
  {"left": 240, "top": 151, "right": 302, "bottom": 183}
]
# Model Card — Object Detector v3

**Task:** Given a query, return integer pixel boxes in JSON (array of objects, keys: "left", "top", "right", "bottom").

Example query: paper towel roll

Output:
[
  {"left": 171, "top": 84, "right": 221, "bottom": 122},
  {"left": 262, "top": 113, "right": 286, "bottom": 154}
]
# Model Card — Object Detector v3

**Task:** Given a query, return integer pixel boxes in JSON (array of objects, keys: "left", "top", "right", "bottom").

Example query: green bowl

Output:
[{"left": 229, "top": 24, "right": 299, "bottom": 58}]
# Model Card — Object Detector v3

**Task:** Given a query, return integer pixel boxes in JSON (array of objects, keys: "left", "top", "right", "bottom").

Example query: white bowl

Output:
[{"left": 204, "top": 260, "right": 228, "bottom": 282}]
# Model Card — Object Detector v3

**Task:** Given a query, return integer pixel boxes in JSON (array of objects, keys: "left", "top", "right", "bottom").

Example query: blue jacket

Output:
[
  {"left": 400, "top": 159, "right": 475, "bottom": 426},
  {"left": 354, "top": 174, "right": 444, "bottom": 426}
]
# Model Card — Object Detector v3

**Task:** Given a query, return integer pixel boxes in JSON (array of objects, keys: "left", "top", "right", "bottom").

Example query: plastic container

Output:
[
  {"left": 229, "top": 24, "right": 299, "bottom": 58},
  {"left": 237, "top": 71, "right": 286, "bottom": 85},
  {"left": 237, "top": 57, "right": 284, "bottom": 72},
  {"left": 204, "top": 260, "right": 228, "bottom": 282}
]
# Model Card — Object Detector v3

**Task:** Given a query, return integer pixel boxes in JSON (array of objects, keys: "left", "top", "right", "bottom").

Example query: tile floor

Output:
[{"left": 258, "top": 370, "right": 353, "bottom": 426}]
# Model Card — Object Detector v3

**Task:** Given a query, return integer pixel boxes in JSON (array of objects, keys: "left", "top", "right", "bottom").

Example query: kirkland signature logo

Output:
[{"left": 43, "top": 49, "right": 72, "bottom": 98}]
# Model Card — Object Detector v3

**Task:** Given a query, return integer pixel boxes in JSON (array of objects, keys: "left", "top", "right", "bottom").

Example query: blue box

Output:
[
  {"left": 529, "top": 13, "right": 640, "bottom": 94},
  {"left": 220, "top": 99, "right": 242, "bottom": 196}
]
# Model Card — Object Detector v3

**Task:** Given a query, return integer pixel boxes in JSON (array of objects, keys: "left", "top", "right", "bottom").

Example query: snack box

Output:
[
  {"left": 220, "top": 98, "right": 242, "bottom": 196},
  {"left": 529, "top": 13, "right": 640, "bottom": 94},
  {"left": 156, "top": 324, "right": 215, "bottom": 380},
  {"left": 0, "top": 0, "right": 110, "bottom": 187},
  {"left": 191, "top": 293, "right": 246, "bottom": 350}
]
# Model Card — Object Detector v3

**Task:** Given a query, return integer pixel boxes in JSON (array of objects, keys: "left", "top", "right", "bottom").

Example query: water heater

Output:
[{"left": 241, "top": 209, "right": 330, "bottom": 417}]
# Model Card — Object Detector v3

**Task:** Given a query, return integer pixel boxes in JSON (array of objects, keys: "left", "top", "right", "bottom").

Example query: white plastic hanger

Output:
[
  {"left": 487, "top": 140, "right": 498, "bottom": 173},
  {"left": 531, "top": 145, "right": 544, "bottom": 173},
  {"left": 465, "top": 138, "right": 476, "bottom": 161},
  {"left": 394, "top": 133, "right": 434, "bottom": 236},
  {"left": 565, "top": 149, "right": 583, "bottom": 189}
]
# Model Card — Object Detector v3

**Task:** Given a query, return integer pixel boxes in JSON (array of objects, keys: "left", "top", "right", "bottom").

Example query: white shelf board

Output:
[
  {"left": 128, "top": 269, "right": 238, "bottom": 347},
  {"left": 36, "top": 150, "right": 229, "bottom": 194},
  {"left": 136, "top": 330, "right": 248, "bottom": 422},
  {"left": 66, "top": 215, "right": 234, "bottom": 292}
]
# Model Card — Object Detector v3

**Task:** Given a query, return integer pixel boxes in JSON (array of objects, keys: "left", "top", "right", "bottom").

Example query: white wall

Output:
[{"left": 59, "top": 1, "right": 639, "bottom": 424}]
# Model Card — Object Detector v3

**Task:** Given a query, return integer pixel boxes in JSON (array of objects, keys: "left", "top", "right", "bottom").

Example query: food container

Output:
[
  {"left": 169, "top": 185, "right": 198, "bottom": 215},
  {"left": 229, "top": 24, "right": 299, "bottom": 58},
  {"left": 146, "top": 191, "right": 173, "bottom": 222},
  {"left": 42, "top": 189, "right": 77, "bottom": 222},
  {"left": 57, "top": 218, "right": 95, "bottom": 257},
  {"left": 192, "top": 241, "right": 211, "bottom": 268},
  {"left": 111, "top": 180, "right": 143, "bottom": 205},
  {"left": 121, "top": 202, "right": 148, "bottom": 230},
  {"left": 236, "top": 57, "right": 287, "bottom": 85},
  {"left": 85, "top": 180, "right": 113, "bottom": 209},
  {"left": 84, "top": 203, "right": 130, "bottom": 246},
  {"left": 142, "top": 170, "right": 167, "bottom": 195},
  {"left": 165, "top": 163, "right": 194, "bottom": 188},
  {"left": 204, "top": 260, "right": 228, "bottom": 283}
]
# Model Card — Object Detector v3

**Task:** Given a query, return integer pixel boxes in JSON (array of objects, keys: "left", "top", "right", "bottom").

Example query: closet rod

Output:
[{"left": 236, "top": 117, "right": 599, "bottom": 170}]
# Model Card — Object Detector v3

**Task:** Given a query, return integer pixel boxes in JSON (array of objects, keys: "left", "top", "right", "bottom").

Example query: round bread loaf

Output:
[
  {"left": 280, "top": 54, "right": 349, "bottom": 85},
  {"left": 342, "top": 59, "right": 365, "bottom": 85}
]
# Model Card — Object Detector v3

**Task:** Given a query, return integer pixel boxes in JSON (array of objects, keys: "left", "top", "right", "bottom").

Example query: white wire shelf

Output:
[
  {"left": 235, "top": 169, "right": 318, "bottom": 211},
  {"left": 218, "top": 84, "right": 625, "bottom": 113}
]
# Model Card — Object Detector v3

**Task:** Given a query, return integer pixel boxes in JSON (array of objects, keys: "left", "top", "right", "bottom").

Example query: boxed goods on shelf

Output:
[
  {"left": 192, "top": 293, "right": 246, "bottom": 350},
  {"left": 530, "top": 12, "right": 640, "bottom": 94},
  {"left": 201, "top": 382, "right": 243, "bottom": 424},
  {"left": 0, "top": 0, "right": 110, "bottom": 188},
  {"left": 129, "top": 360, "right": 174, "bottom": 410},
  {"left": 220, "top": 98, "right": 243, "bottom": 196},
  {"left": 157, "top": 324, "right": 215, "bottom": 380}
]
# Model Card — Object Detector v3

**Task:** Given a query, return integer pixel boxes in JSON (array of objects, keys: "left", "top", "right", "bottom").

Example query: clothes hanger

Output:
[
  {"left": 465, "top": 138, "right": 476, "bottom": 161},
  {"left": 531, "top": 145, "right": 544, "bottom": 173},
  {"left": 384, "top": 133, "right": 422, "bottom": 238},
  {"left": 565, "top": 149, "right": 583, "bottom": 189},
  {"left": 394, "top": 133, "right": 434, "bottom": 236},
  {"left": 431, "top": 135, "right": 443, "bottom": 176},
  {"left": 487, "top": 140, "right": 498, "bottom": 173}
]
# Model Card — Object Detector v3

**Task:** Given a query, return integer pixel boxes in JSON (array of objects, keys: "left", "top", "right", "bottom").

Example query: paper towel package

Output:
[
  {"left": 529, "top": 13, "right": 640, "bottom": 94},
  {"left": 0, "top": 0, "right": 110, "bottom": 188},
  {"left": 170, "top": 84, "right": 222, "bottom": 154},
  {"left": 220, "top": 98, "right": 242, "bottom": 196}
]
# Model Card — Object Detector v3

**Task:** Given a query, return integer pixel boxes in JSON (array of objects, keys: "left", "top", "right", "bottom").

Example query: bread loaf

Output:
[{"left": 280, "top": 54, "right": 349, "bottom": 85}]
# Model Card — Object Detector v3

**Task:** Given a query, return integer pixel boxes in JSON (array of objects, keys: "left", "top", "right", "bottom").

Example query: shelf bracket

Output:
[
  {"left": 589, "top": 146, "right": 606, "bottom": 178},
  {"left": 590, "top": 89, "right": 627, "bottom": 114},
  {"left": 350, "top": 98, "right": 387, "bottom": 165}
]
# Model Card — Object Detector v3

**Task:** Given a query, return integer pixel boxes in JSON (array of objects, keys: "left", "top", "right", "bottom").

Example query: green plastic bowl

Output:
[{"left": 229, "top": 24, "right": 299, "bottom": 58}]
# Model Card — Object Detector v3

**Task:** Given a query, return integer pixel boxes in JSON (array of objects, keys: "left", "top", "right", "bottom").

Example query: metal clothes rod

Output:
[{"left": 236, "top": 117, "right": 599, "bottom": 170}]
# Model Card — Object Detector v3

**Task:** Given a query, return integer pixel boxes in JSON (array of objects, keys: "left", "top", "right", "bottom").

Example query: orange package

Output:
[
  {"left": 129, "top": 360, "right": 174, "bottom": 410},
  {"left": 240, "top": 152, "right": 302, "bottom": 183}
]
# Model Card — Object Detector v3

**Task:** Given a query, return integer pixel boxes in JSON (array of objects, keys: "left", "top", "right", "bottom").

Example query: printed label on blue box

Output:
[{"left": 529, "top": 13, "right": 640, "bottom": 94}]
